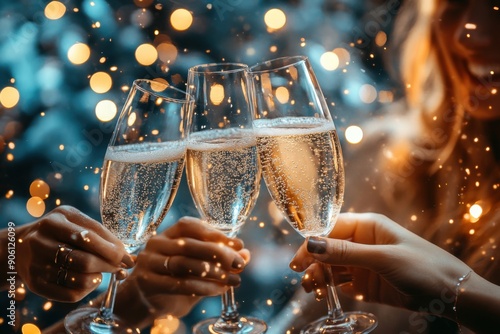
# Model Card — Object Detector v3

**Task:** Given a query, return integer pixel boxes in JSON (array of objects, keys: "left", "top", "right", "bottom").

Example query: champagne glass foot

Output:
[
  {"left": 300, "top": 312, "right": 377, "bottom": 334},
  {"left": 64, "top": 307, "right": 135, "bottom": 334},
  {"left": 193, "top": 316, "right": 267, "bottom": 334}
]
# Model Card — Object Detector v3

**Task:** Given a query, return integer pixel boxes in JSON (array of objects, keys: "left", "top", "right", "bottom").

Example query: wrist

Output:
[
  {"left": 453, "top": 271, "right": 500, "bottom": 333},
  {"left": 452, "top": 270, "right": 472, "bottom": 330}
]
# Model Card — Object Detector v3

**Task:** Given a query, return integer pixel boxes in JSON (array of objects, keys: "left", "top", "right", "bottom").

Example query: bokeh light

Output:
[
  {"left": 42, "top": 301, "right": 53, "bottom": 311},
  {"left": 21, "top": 323, "right": 41, "bottom": 334},
  {"left": 150, "top": 315, "right": 180, "bottom": 334},
  {"left": 150, "top": 79, "right": 169, "bottom": 92},
  {"left": 67, "top": 43, "right": 91, "bottom": 65},
  {"left": 44, "top": 1, "right": 66, "bottom": 20},
  {"left": 469, "top": 203, "right": 483, "bottom": 219},
  {"left": 275, "top": 86, "right": 290, "bottom": 104},
  {"left": 135, "top": 43, "right": 158, "bottom": 66},
  {"left": 0, "top": 86, "right": 20, "bottom": 108},
  {"left": 157, "top": 43, "right": 178, "bottom": 64},
  {"left": 134, "top": 0, "right": 154, "bottom": 7},
  {"left": 320, "top": 52, "right": 340, "bottom": 71},
  {"left": 375, "top": 31, "right": 388, "bottom": 47},
  {"left": 95, "top": 100, "right": 118, "bottom": 122},
  {"left": 264, "top": 8, "right": 287, "bottom": 30},
  {"left": 29, "top": 179, "right": 50, "bottom": 199},
  {"left": 345, "top": 125, "right": 364, "bottom": 144},
  {"left": 170, "top": 8, "right": 193, "bottom": 31},
  {"left": 359, "top": 84, "right": 377, "bottom": 104},
  {"left": 210, "top": 84, "right": 225, "bottom": 106},
  {"left": 333, "top": 48, "right": 351, "bottom": 66},
  {"left": 128, "top": 112, "right": 137, "bottom": 127},
  {"left": 26, "top": 197, "right": 46, "bottom": 218},
  {"left": 89, "top": 72, "right": 113, "bottom": 94}
]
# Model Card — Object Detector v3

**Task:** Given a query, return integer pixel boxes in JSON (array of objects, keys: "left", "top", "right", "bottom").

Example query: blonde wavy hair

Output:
[
  {"left": 379, "top": 0, "right": 500, "bottom": 280},
  {"left": 387, "top": 0, "right": 466, "bottom": 173}
]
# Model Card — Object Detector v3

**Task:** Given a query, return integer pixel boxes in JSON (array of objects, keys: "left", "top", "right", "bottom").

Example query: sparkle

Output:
[
  {"left": 469, "top": 204, "right": 483, "bottom": 219},
  {"left": 355, "top": 294, "right": 364, "bottom": 301},
  {"left": 43, "top": 302, "right": 53, "bottom": 311}
]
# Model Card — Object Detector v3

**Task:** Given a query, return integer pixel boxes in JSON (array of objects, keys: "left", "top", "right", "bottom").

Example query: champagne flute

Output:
[
  {"left": 185, "top": 63, "right": 267, "bottom": 334},
  {"left": 249, "top": 56, "right": 377, "bottom": 334},
  {"left": 64, "top": 79, "right": 192, "bottom": 333}
]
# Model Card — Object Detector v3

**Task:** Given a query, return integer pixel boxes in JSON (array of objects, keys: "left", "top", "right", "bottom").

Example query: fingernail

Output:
[
  {"left": 289, "top": 258, "right": 301, "bottom": 272},
  {"left": 227, "top": 238, "right": 244, "bottom": 250},
  {"left": 232, "top": 257, "right": 245, "bottom": 270},
  {"left": 121, "top": 254, "right": 135, "bottom": 268},
  {"left": 116, "top": 268, "right": 129, "bottom": 280},
  {"left": 307, "top": 237, "right": 327, "bottom": 254},
  {"left": 227, "top": 274, "right": 241, "bottom": 286}
]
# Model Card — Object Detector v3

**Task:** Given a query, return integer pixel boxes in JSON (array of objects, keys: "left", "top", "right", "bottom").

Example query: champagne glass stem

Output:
[
  {"left": 221, "top": 287, "right": 239, "bottom": 321},
  {"left": 324, "top": 264, "right": 345, "bottom": 322},
  {"left": 319, "top": 264, "right": 355, "bottom": 334},
  {"left": 94, "top": 273, "right": 119, "bottom": 325}
]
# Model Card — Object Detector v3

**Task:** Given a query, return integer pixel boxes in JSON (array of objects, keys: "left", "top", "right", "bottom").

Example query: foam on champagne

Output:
[
  {"left": 188, "top": 128, "right": 256, "bottom": 151},
  {"left": 105, "top": 141, "right": 186, "bottom": 163},
  {"left": 254, "top": 117, "right": 335, "bottom": 137}
]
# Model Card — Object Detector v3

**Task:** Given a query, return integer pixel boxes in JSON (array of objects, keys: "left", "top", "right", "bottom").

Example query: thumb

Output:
[{"left": 306, "top": 236, "right": 384, "bottom": 270}]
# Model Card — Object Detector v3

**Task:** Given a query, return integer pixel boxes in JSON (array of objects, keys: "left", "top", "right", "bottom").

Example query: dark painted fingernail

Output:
[
  {"left": 227, "top": 274, "right": 241, "bottom": 286},
  {"left": 307, "top": 237, "right": 327, "bottom": 254},
  {"left": 232, "top": 257, "right": 245, "bottom": 270}
]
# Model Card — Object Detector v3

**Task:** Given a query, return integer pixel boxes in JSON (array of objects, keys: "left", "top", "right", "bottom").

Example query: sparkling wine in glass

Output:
[
  {"left": 186, "top": 63, "right": 267, "bottom": 334},
  {"left": 64, "top": 79, "right": 192, "bottom": 334},
  {"left": 250, "top": 56, "right": 378, "bottom": 334}
]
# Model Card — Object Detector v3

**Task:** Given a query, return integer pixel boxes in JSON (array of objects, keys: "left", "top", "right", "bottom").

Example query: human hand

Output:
[
  {"left": 114, "top": 216, "right": 250, "bottom": 328},
  {"left": 16, "top": 205, "right": 134, "bottom": 302},
  {"left": 289, "top": 212, "right": 472, "bottom": 314}
]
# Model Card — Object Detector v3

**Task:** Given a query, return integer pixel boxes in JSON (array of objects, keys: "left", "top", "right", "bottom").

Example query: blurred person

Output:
[
  {"left": 290, "top": 213, "right": 500, "bottom": 334},
  {"left": 270, "top": 0, "right": 500, "bottom": 332}
]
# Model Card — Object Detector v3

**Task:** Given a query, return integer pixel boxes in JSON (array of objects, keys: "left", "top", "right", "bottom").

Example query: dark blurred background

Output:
[{"left": 0, "top": 0, "right": 402, "bottom": 333}]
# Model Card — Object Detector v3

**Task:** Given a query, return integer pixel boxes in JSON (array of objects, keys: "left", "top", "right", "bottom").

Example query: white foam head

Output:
[
  {"left": 253, "top": 117, "right": 335, "bottom": 137},
  {"left": 105, "top": 141, "right": 186, "bottom": 163},
  {"left": 188, "top": 128, "right": 256, "bottom": 151}
]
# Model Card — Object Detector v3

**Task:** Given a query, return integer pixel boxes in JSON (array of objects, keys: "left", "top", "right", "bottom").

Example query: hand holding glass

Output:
[
  {"left": 250, "top": 56, "right": 377, "bottom": 334},
  {"left": 64, "top": 79, "right": 191, "bottom": 333}
]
